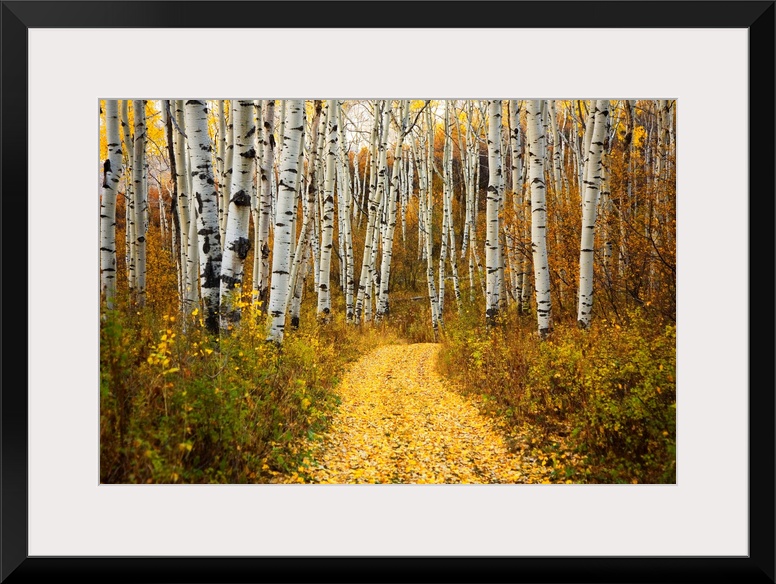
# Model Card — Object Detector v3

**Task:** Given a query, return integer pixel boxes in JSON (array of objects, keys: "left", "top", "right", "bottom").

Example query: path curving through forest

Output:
[{"left": 301, "top": 343, "right": 549, "bottom": 484}]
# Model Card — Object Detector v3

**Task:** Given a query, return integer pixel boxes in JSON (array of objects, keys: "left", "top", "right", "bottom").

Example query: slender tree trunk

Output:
[
  {"left": 377, "top": 101, "right": 407, "bottom": 319},
  {"left": 184, "top": 99, "right": 223, "bottom": 334},
  {"left": 100, "top": 100, "right": 123, "bottom": 310},
  {"left": 410, "top": 122, "right": 440, "bottom": 333},
  {"left": 526, "top": 99, "right": 551, "bottom": 337},
  {"left": 132, "top": 100, "right": 148, "bottom": 307},
  {"left": 442, "top": 101, "right": 461, "bottom": 311},
  {"left": 577, "top": 100, "right": 610, "bottom": 328},
  {"left": 337, "top": 103, "right": 356, "bottom": 322},
  {"left": 485, "top": 99, "right": 503, "bottom": 325},
  {"left": 220, "top": 100, "right": 235, "bottom": 246},
  {"left": 173, "top": 100, "right": 200, "bottom": 314},
  {"left": 162, "top": 101, "right": 181, "bottom": 298},
  {"left": 317, "top": 100, "right": 339, "bottom": 321},
  {"left": 267, "top": 100, "right": 304, "bottom": 344},
  {"left": 119, "top": 100, "right": 134, "bottom": 290},
  {"left": 219, "top": 100, "right": 256, "bottom": 328},
  {"left": 508, "top": 99, "right": 524, "bottom": 308},
  {"left": 253, "top": 99, "right": 276, "bottom": 309},
  {"left": 355, "top": 100, "right": 390, "bottom": 323},
  {"left": 286, "top": 101, "right": 323, "bottom": 328}
]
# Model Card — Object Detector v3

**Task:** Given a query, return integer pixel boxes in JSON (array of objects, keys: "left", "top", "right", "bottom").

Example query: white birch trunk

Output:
[
  {"left": 355, "top": 100, "right": 389, "bottom": 323},
  {"left": 253, "top": 99, "right": 276, "bottom": 308},
  {"left": 171, "top": 101, "right": 192, "bottom": 313},
  {"left": 219, "top": 100, "right": 256, "bottom": 328},
  {"left": 267, "top": 100, "right": 304, "bottom": 344},
  {"left": 220, "top": 100, "right": 235, "bottom": 246},
  {"left": 376, "top": 101, "right": 406, "bottom": 319},
  {"left": 216, "top": 99, "right": 227, "bottom": 209},
  {"left": 410, "top": 125, "right": 440, "bottom": 332},
  {"left": 508, "top": 100, "right": 524, "bottom": 306},
  {"left": 442, "top": 101, "right": 461, "bottom": 311},
  {"left": 577, "top": 100, "right": 609, "bottom": 328},
  {"left": 175, "top": 100, "right": 200, "bottom": 312},
  {"left": 337, "top": 103, "right": 356, "bottom": 322},
  {"left": 132, "top": 100, "right": 148, "bottom": 307},
  {"left": 119, "top": 100, "right": 134, "bottom": 287},
  {"left": 100, "top": 100, "right": 123, "bottom": 310},
  {"left": 317, "top": 100, "right": 338, "bottom": 320},
  {"left": 286, "top": 101, "right": 323, "bottom": 328},
  {"left": 485, "top": 100, "right": 503, "bottom": 324},
  {"left": 184, "top": 99, "right": 222, "bottom": 334},
  {"left": 526, "top": 100, "right": 551, "bottom": 337}
]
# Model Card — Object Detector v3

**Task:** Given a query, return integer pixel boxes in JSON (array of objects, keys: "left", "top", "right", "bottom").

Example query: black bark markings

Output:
[{"left": 228, "top": 237, "right": 251, "bottom": 260}]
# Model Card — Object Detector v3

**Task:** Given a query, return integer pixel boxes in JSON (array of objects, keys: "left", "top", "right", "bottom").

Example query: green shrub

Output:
[{"left": 439, "top": 306, "right": 676, "bottom": 484}]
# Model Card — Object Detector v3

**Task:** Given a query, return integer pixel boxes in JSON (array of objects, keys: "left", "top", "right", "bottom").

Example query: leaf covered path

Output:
[{"left": 300, "top": 343, "right": 553, "bottom": 484}]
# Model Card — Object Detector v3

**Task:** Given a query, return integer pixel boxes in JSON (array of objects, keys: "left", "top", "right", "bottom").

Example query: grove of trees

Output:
[{"left": 100, "top": 98, "right": 676, "bottom": 484}]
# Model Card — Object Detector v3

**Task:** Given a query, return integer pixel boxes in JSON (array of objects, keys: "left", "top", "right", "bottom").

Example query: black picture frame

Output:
[{"left": 2, "top": 1, "right": 774, "bottom": 582}]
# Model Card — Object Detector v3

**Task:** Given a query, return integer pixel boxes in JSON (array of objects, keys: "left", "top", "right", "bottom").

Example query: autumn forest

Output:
[{"left": 99, "top": 98, "right": 676, "bottom": 484}]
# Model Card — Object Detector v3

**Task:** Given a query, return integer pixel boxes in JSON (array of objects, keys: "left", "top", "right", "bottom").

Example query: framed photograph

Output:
[{"left": 4, "top": 1, "right": 773, "bottom": 582}]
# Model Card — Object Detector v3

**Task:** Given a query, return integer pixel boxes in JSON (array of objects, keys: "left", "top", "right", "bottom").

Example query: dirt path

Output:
[{"left": 301, "top": 342, "right": 547, "bottom": 484}]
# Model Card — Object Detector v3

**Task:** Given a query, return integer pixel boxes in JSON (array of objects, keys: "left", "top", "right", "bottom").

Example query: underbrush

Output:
[
  {"left": 100, "top": 294, "right": 398, "bottom": 484},
  {"left": 438, "top": 301, "right": 676, "bottom": 484}
]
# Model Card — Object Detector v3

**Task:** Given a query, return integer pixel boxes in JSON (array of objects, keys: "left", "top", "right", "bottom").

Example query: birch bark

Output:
[
  {"left": 577, "top": 100, "right": 610, "bottom": 328},
  {"left": 485, "top": 100, "right": 503, "bottom": 324},
  {"left": 526, "top": 100, "right": 551, "bottom": 337},
  {"left": 100, "top": 100, "right": 123, "bottom": 309},
  {"left": 267, "top": 100, "right": 304, "bottom": 344},
  {"left": 184, "top": 99, "right": 223, "bottom": 333},
  {"left": 219, "top": 100, "right": 256, "bottom": 328}
]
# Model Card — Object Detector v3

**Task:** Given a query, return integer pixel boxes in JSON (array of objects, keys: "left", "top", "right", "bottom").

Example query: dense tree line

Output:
[{"left": 99, "top": 99, "right": 676, "bottom": 340}]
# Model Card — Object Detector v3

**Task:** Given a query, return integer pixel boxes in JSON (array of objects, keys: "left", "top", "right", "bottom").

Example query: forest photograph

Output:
[{"left": 99, "top": 97, "right": 676, "bottom": 485}]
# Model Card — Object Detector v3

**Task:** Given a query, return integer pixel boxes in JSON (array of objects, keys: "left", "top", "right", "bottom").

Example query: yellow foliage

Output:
[{"left": 286, "top": 343, "right": 555, "bottom": 484}]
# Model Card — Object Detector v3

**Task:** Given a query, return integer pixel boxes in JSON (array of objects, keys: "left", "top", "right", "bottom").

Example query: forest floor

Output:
[{"left": 283, "top": 343, "right": 560, "bottom": 484}]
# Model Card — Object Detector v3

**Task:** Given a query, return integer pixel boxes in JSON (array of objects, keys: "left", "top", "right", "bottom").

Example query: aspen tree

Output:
[
  {"left": 100, "top": 100, "right": 123, "bottom": 310},
  {"left": 171, "top": 101, "right": 188, "bottom": 309},
  {"left": 355, "top": 100, "right": 390, "bottom": 323},
  {"left": 219, "top": 100, "right": 255, "bottom": 328},
  {"left": 337, "top": 103, "right": 356, "bottom": 322},
  {"left": 548, "top": 100, "right": 563, "bottom": 197},
  {"left": 410, "top": 119, "right": 440, "bottom": 332},
  {"left": 287, "top": 100, "right": 323, "bottom": 328},
  {"left": 577, "top": 100, "right": 609, "bottom": 328},
  {"left": 173, "top": 100, "right": 200, "bottom": 313},
  {"left": 162, "top": 101, "right": 182, "bottom": 301},
  {"left": 462, "top": 101, "right": 486, "bottom": 301},
  {"left": 508, "top": 99, "right": 524, "bottom": 306},
  {"left": 220, "top": 100, "right": 235, "bottom": 245},
  {"left": 425, "top": 103, "right": 441, "bottom": 324},
  {"left": 400, "top": 145, "right": 412, "bottom": 243},
  {"left": 526, "top": 99, "right": 551, "bottom": 337},
  {"left": 184, "top": 100, "right": 222, "bottom": 334},
  {"left": 376, "top": 101, "right": 407, "bottom": 319},
  {"left": 216, "top": 99, "right": 227, "bottom": 208},
  {"left": 485, "top": 99, "right": 503, "bottom": 325},
  {"left": 252, "top": 99, "right": 263, "bottom": 214},
  {"left": 317, "top": 100, "right": 338, "bottom": 321},
  {"left": 267, "top": 99, "right": 304, "bottom": 344},
  {"left": 438, "top": 105, "right": 448, "bottom": 315},
  {"left": 132, "top": 100, "right": 148, "bottom": 306},
  {"left": 442, "top": 100, "right": 461, "bottom": 312},
  {"left": 254, "top": 99, "right": 276, "bottom": 307},
  {"left": 119, "top": 100, "right": 134, "bottom": 286}
]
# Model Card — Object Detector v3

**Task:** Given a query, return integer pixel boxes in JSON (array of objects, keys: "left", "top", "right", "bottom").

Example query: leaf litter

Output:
[{"left": 282, "top": 343, "right": 571, "bottom": 484}]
